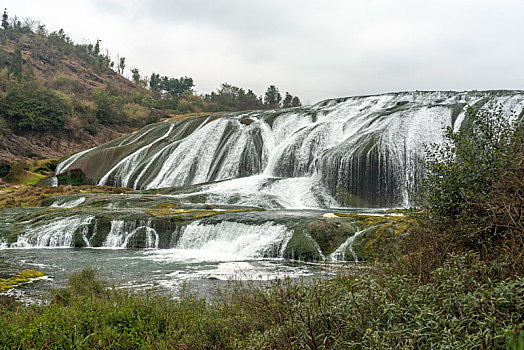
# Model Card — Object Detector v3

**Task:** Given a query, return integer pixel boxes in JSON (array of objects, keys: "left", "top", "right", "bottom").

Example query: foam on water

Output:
[{"left": 174, "top": 221, "right": 293, "bottom": 260}]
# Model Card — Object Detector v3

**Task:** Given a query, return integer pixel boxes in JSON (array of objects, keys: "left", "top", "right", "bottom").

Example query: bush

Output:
[
  {"left": 91, "top": 88, "right": 121, "bottom": 125},
  {"left": 404, "top": 104, "right": 523, "bottom": 280},
  {"left": 1, "top": 258, "right": 523, "bottom": 349},
  {"left": 0, "top": 84, "right": 70, "bottom": 131},
  {"left": 84, "top": 124, "right": 97, "bottom": 135}
]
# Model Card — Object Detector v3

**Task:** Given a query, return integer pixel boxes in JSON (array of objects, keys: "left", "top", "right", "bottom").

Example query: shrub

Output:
[
  {"left": 404, "top": 104, "right": 523, "bottom": 280},
  {"left": 91, "top": 88, "right": 122, "bottom": 125},
  {"left": 1, "top": 259, "right": 523, "bottom": 349},
  {"left": 84, "top": 124, "right": 97, "bottom": 135},
  {"left": 0, "top": 84, "right": 70, "bottom": 131}
]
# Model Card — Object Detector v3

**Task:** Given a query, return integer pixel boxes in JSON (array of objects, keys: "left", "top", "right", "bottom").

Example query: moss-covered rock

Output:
[
  {"left": 284, "top": 229, "right": 323, "bottom": 261},
  {"left": 331, "top": 213, "right": 412, "bottom": 261},
  {"left": 305, "top": 219, "right": 358, "bottom": 256},
  {"left": 0, "top": 269, "right": 46, "bottom": 292}
]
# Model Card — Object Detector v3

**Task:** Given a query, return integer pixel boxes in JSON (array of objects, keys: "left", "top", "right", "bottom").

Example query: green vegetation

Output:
[
  {"left": 1, "top": 158, "right": 56, "bottom": 186},
  {"left": 1, "top": 83, "right": 69, "bottom": 131},
  {"left": 146, "top": 207, "right": 262, "bottom": 221},
  {"left": 0, "top": 256, "right": 522, "bottom": 349},
  {"left": 403, "top": 104, "right": 523, "bottom": 280}
]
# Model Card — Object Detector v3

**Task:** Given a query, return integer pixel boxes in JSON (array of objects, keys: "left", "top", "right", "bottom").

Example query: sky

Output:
[{"left": 3, "top": 0, "right": 524, "bottom": 104}]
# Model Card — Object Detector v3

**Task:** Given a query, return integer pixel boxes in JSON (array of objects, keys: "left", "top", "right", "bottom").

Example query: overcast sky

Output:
[{"left": 4, "top": 0, "right": 524, "bottom": 104}]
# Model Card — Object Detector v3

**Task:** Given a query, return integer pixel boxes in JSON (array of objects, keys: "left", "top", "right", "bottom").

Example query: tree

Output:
[
  {"left": 264, "top": 85, "right": 281, "bottom": 109},
  {"left": 291, "top": 96, "right": 302, "bottom": 107},
  {"left": 94, "top": 39, "right": 101, "bottom": 56},
  {"left": 131, "top": 68, "right": 140, "bottom": 83},
  {"left": 159, "top": 76, "right": 194, "bottom": 98},
  {"left": 419, "top": 104, "right": 522, "bottom": 253},
  {"left": 0, "top": 85, "right": 68, "bottom": 131},
  {"left": 2, "top": 8, "right": 9, "bottom": 30},
  {"left": 118, "top": 56, "right": 125, "bottom": 75},
  {"left": 149, "top": 73, "right": 161, "bottom": 94},
  {"left": 283, "top": 92, "right": 293, "bottom": 108}
]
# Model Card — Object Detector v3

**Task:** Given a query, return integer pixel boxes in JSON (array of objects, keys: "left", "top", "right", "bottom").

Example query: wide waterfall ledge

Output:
[{"left": 51, "top": 90, "right": 524, "bottom": 208}]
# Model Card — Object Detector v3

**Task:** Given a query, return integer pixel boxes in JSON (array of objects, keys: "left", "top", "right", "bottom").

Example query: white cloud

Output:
[{"left": 3, "top": 0, "right": 524, "bottom": 103}]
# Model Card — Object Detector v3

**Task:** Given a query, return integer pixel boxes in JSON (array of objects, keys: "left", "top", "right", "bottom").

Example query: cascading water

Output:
[
  {"left": 51, "top": 147, "right": 95, "bottom": 187},
  {"left": 103, "top": 220, "right": 159, "bottom": 248},
  {"left": 18, "top": 91, "right": 523, "bottom": 266},
  {"left": 54, "top": 91, "right": 524, "bottom": 208},
  {"left": 11, "top": 215, "right": 95, "bottom": 248},
  {"left": 50, "top": 197, "right": 86, "bottom": 208},
  {"left": 329, "top": 225, "right": 377, "bottom": 262},
  {"left": 174, "top": 221, "right": 293, "bottom": 260}
]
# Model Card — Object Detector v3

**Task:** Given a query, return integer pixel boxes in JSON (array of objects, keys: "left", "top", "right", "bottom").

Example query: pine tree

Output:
[
  {"left": 264, "top": 85, "right": 281, "bottom": 109},
  {"left": 118, "top": 56, "right": 125, "bottom": 75},
  {"left": 291, "top": 96, "right": 302, "bottom": 107},
  {"left": 283, "top": 92, "right": 293, "bottom": 108},
  {"left": 149, "top": 73, "right": 161, "bottom": 93},
  {"left": 94, "top": 39, "right": 101, "bottom": 56},
  {"left": 2, "top": 8, "right": 9, "bottom": 30}
]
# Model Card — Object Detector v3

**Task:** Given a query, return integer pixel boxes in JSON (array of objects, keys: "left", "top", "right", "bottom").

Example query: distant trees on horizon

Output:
[{"left": 0, "top": 7, "right": 304, "bottom": 126}]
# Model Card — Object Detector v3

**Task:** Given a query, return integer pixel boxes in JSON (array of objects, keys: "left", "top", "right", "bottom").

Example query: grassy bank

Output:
[{"left": 0, "top": 259, "right": 523, "bottom": 349}]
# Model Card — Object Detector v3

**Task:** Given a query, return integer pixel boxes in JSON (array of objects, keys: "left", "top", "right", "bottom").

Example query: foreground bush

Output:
[
  {"left": 402, "top": 104, "right": 523, "bottom": 281},
  {"left": 1, "top": 259, "right": 523, "bottom": 349}
]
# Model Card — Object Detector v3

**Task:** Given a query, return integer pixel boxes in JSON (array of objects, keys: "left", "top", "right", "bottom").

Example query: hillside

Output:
[
  {"left": 0, "top": 27, "right": 160, "bottom": 152},
  {"left": 0, "top": 16, "right": 303, "bottom": 185},
  {"left": 0, "top": 21, "right": 177, "bottom": 184}
]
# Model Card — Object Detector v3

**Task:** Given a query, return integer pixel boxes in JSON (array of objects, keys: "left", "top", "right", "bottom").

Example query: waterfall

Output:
[
  {"left": 103, "top": 220, "right": 159, "bottom": 248},
  {"left": 329, "top": 225, "right": 377, "bottom": 262},
  {"left": 11, "top": 215, "right": 95, "bottom": 248},
  {"left": 52, "top": 147, "right": 95, "bottom": 186},
  {"left": 50, "top": 197, "right": 86, "bottom": 208},
  {"left": 174, "top": 221, "right": 293, "bottom": 260},
  {"left": 98, "top": 124, "right": 175, "bottom": 187},
  {"left": 52, "top": 91, "right": 524, "bottom": 208}
]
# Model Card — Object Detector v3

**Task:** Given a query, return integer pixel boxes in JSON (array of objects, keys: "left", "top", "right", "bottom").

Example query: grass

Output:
[
  {"left": 1, "top": 158, "right": 58, "bottom": 186},
  {"left": 0, "top": 257, "right": 522, "bottom": 349}
]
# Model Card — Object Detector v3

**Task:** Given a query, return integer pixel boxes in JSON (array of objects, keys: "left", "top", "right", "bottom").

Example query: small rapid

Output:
[{"left": 174, "top": 221, "right": 293, "bottom": 260}]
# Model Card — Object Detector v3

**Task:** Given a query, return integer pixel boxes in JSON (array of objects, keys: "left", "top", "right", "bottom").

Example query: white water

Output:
[
  {"left": 329, "top": 226, "right": 377, "bottom": 262},
  {"left": 168, "top": 174, "right": 337, "bottom": 209},
  {"left": 98, "top": 124, "right": 175, "bottom": 187},
  {"left": 52, "top": 148, "right": 95, "bottom": 186},
  {"left": 11, "top": 215, "right": 94, "bottom": 248},
  {"left": 174, "top": 221, "right": 293, "bottom": 261},
  {"left": 50, "top": 197, "right": 86, "bottom": 208},
  {"left": 102, "top": 220, "right": 159, "bottom": 248},
  {"left": 52, "top": 91, "right": 524, "bottom": 208}
]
